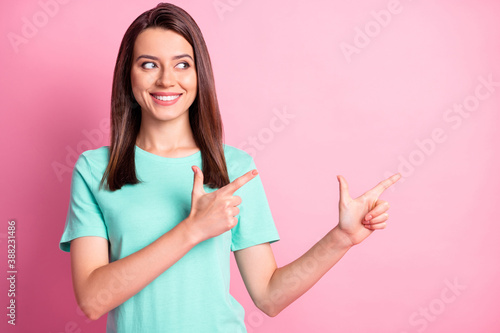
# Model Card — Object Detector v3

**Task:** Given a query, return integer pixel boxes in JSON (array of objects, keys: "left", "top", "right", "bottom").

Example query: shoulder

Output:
[
  {"left": 75, "top": 146, "right": 109, "bottom": 175},
  {"left": 222, "top": 144, "right": 256, "bottom": 181},
  {"left": 80, "top": 145, "right": 109, "bottom": 164},
  {"left": 222, "top": 143, "right": 253, "bottom": 164}
]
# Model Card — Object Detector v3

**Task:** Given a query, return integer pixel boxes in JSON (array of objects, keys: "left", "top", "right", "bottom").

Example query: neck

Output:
[{"left": 136, "top": 111, "right": 198, "bottom": 152}]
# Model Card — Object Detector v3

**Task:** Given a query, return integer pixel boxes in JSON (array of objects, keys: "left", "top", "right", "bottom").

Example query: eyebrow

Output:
[{"left": 135, "top": 54, "right": 194, "bottom": 62}]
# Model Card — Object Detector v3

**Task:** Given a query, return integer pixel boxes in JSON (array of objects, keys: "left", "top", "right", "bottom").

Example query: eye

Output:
[
  {"left": 141, "top": 62, "right": 157, "bottom": 69},
  {"left": 176, "top": 62, "right": 190, "bottom": 69}
]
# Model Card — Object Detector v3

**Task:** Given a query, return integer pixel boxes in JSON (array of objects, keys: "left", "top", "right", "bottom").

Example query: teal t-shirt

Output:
[{"left": 59, "top": 144, "right": 280, "bottom": 332}]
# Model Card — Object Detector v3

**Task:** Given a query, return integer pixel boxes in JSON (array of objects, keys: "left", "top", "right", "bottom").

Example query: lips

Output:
[
  {"left": 150, "top": 92, "right": 182, "bottom": 106},
  {"left": 151, "top": 92, "right": 181, "bottom": 100},
  {"left": 152, "top": 94, "right": 180, "bottom": 101}
]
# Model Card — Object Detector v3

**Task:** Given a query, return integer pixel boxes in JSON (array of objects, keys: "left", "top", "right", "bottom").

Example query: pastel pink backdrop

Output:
[{"left": 1, "top": 0, "right": 499, "bottom": 332}]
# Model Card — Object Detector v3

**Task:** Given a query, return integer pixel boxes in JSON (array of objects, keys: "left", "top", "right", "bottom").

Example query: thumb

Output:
[
  {"left": 337, "top": 175, "right": 352, "bottom": 205},
  {"left": 191, "top": 165, "right": 206, "bottom": 198}
]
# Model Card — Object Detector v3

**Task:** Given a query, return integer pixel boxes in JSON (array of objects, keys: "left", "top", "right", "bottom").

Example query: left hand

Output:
[{"left": 336, "top": 173, "right": 401, "bottom": 246}]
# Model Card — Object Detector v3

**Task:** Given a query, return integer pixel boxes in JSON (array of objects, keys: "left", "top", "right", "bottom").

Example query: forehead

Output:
[{"left": 133, "top": 28, "right": 194, "bottom": 58}]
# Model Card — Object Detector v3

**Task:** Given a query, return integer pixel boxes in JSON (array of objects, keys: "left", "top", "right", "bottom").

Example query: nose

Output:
[{"left": 156, "top": 67, "right": 175, "bottom": 87}]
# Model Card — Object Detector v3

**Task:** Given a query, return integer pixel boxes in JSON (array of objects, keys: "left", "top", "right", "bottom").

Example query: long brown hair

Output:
[{"left": 100, "top": 2, "right": 230, "bottom": 191}]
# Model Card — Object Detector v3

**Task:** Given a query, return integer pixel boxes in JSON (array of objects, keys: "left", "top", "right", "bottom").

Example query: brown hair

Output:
[{"left": 100, "top": 2, "right": 230, "bottom": 191}]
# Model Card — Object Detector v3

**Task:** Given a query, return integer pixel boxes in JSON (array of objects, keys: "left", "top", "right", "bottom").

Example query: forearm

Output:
[
  {"left": 79, "top": 219, "right": 198, "bottom": 320},
  {"left": 261, "top": 226, "right": 353, "bottom": 317}
]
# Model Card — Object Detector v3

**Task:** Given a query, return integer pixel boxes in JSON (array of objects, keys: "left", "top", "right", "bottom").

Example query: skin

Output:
[
  {"left": 131, "top": 27, "right": 199, "bottom": 157},
  {"left": 69, "top": 27, "right": 401, "bottom": 321},
  {"left": 232, "top": 173, "right": 400, "bottom": 317}
]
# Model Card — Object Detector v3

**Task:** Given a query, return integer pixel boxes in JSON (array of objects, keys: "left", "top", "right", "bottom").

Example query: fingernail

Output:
[
  {"left": 365, "top": 215, "right": 372, "bottom": 221},
  {"left": 252, "top": 170, "right": 258, "bottom": 176}
]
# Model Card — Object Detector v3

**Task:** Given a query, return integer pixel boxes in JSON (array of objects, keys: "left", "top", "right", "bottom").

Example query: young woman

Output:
[{"left": 59, "top": 3, "right": 401, "bottom": 332}]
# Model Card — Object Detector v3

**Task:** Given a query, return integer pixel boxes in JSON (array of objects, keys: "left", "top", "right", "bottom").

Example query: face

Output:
[{"left": 130, "top": 28, "right": 197, "bottom": 123}]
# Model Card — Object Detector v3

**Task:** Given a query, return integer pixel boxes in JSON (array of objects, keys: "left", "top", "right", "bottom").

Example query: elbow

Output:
[
  {"left": 86, "top": 310, "right": 103, "bottom": 321},
  {"left": 265, "top": 309, "right": 279, "bottom": 318},
  {"left": 266, "top": 306, "right": 283, "bottom": 318},
  {"left": 261, "top": 306, "right": 281, "bottom": 318},
  {"left": 76, "top": 296, "right": 104, "bottom": 321},
  {"left": 79, "top": 304, "right": 103, "bottom": 321},
  {"left": 256, "top": 299, "right": 282, "bottom": 318}
]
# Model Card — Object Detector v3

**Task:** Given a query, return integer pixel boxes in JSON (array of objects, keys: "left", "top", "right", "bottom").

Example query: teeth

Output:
[{"left": 153, "top": 94, "right": 180, "bottom": 101}]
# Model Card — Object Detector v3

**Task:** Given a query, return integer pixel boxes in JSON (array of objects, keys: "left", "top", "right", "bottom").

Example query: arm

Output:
[
  {"left": 234, "top": 226, "right": 352, "bottom": 317},
  {"left": 234, "top": 173, "right": 401, "bottom": 317},
  {"left": 71, "top": 220, "right": 197, "bottom": 321},
  {"left": 71, "top": 166, "right": 259, "bottom": 321}
]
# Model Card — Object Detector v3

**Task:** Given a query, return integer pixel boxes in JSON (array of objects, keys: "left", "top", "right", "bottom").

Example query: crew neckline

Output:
[{"left": 134, "top": 145, "right": 201, "bottom": 164}]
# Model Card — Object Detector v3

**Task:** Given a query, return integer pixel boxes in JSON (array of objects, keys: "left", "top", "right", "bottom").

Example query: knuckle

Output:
[
  {"left": 360, "top": 194, "right": 369, "bottom": 205},
  {"left": 225, "top": 208, "right": 235, "bottom": 218},
  {"left": 213, "top": 190, "right": 223, "bottom": 199},
  {"left": 225, "top": 198, "right": 235, "bottom": 209},
  {"left": 228, "top": 217, "right": 238, "bottom": 229}
]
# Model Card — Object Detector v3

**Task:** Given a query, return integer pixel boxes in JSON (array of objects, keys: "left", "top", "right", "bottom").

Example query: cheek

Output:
[
  {"left": 131, "top": 70, "right": 156, "bottom": 96},
  {"left": 181, "top": 72, "right": 198, "bottom": 93},
  {"left": 130, "top": 71, "right": 141, "bottom": 98}
]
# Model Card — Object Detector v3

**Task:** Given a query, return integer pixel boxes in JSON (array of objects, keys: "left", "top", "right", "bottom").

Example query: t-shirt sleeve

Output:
[
  {"left": 59, "top": 153, "right": 109, "bottom": 252},
  {"left": 230, "top": 157, "right": 280, "bottom": 252}
]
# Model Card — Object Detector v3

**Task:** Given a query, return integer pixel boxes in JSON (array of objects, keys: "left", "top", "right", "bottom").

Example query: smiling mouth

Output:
[{"left": 151, "top": 94, "right": 181, "bottom": 101}]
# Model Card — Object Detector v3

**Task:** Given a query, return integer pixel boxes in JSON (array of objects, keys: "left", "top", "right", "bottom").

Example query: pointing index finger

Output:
[
  {"left": 220, "top": 169, "right": 258, "bottom": 195},
  {"left": 369, "top": 173, "right": 401, "bottom": 196}
]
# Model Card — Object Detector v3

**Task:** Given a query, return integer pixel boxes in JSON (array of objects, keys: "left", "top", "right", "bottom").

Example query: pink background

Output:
[{"left": 1, "top": 0, "right": 499, "bottom": 332}]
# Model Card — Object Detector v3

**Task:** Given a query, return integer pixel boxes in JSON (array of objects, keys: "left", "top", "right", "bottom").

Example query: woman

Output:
[{"left": 59, "top": 3, "right": 401, "bottom": 332}]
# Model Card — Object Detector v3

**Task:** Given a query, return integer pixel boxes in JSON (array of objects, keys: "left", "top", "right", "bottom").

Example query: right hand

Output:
[{"left": 184, "top": 165, "right": 259, "bottom": 244}]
